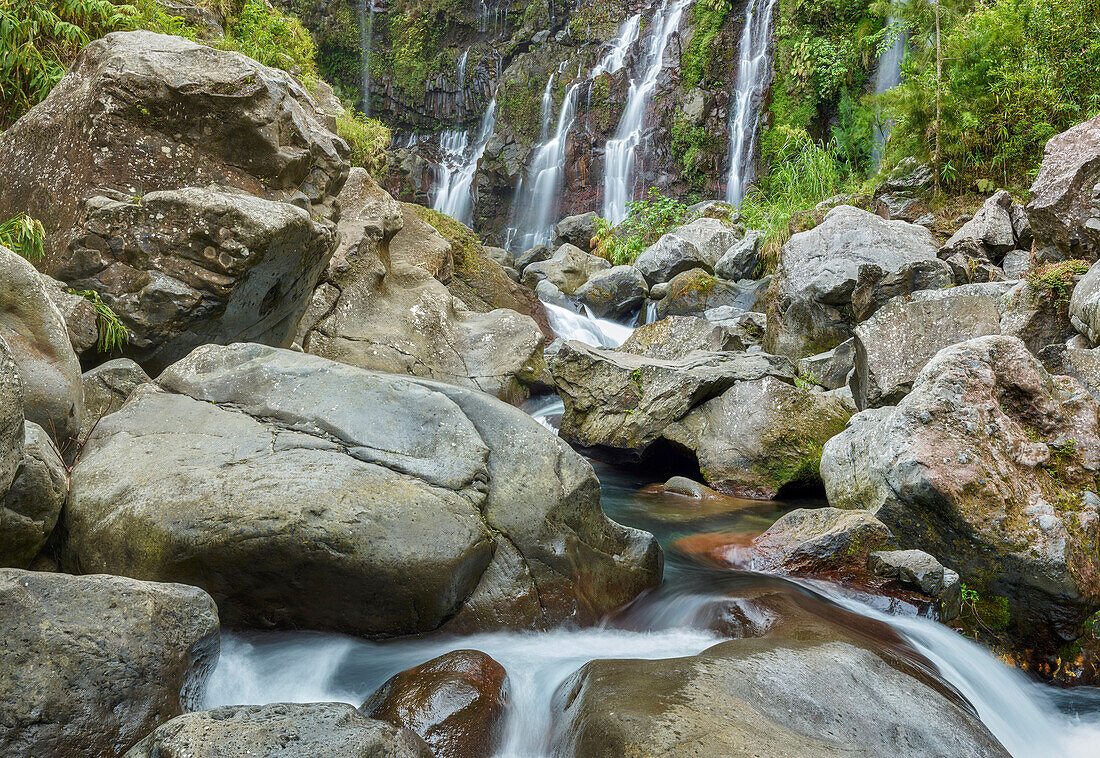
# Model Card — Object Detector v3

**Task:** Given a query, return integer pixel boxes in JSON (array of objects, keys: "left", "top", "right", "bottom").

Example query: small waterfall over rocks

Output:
[
  {"left": 725, "top": 0, "right": 779, "bottom": 205},
  {"left": 357, "top": 0, "right": 375, "bottom": 116},
  {"left": 430, "top": 99, "right": 498, "bottom": 225},
  {"left": 872, "top": 9, "right": 908, "bottom": 165},
  {"left": 603, "top": 0, "right": 691, "bottom": 225}
]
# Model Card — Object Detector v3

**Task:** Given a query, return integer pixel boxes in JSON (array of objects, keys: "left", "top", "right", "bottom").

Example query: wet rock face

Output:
[
  {"left": 551, "top": 636, "right": 1011, "bottom": 758},
  {"left": 65, "top": 343, "right": 660, "bottom": 635},
  {"left": 0, "top": 569, "right": 219, "bottom": 758},
  {"left": 125, "top": 703, "right": 433, "bottom": 758},
  {"left": 1027, "top": 112, "right": 1100, "bottom": 261},
  {"left": 767, "top": 205, "right": 953, "bottom": 358},
  {"left": 742, "top": 507, "right": 899, "bottom": 574},
  {"left": 0, "top": 31, "right": 349, "bottom": 261},
  {"left": 822, "top": 335, "right": 1100, "bottom": 650},
  {"left": 362, "top": 650, "right": 509, "bottom": 758}
]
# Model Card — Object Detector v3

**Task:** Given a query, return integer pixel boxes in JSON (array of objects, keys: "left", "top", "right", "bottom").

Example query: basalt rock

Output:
[
  {"left": 521, "top": 244, "right": 611, "bottom": 295},
  {"left": 553, "top": 212, "right": 601, "bottom": 253},
  {"left": 0, "top": 569, "right": 219, "bottom": 758},
  {"left": 64, "top": 343, "right": 660, "bottom": 635},
  {"left": 767, "top": 206, "right": 952, "bottom": 358},
  {"left": 362, "top": 650, "right": 508, "bottom": 758},
  {"left": 741, "top": 507, "right": 899, "bottom": 574},
  {"left": 617, "top": 315, "right": 744, "bottom": 359},
  {"left": 125, "top": 703, "right": 432, "bottom": 758},
  {"left": 633, "top": 218, "right": 742, "bottom": 285},
  {"left": 822, "top": 335, "right": 1100, "bottom": 652},
  {"left": 655, "top": 268, "right": 767, "bottom": 320},
  {"left": 0, "top": 422, "right": 67, "bottom": 567},
  {"left": 1026, "top": 112, "right": 1100, "bottom": 261},
  {"left": 940, "top": 191, "right": 1018, "bottom": 262},
  {"left": 1071, "top": 258, "right": 1100, "bottom": 345},
  {"left": 80, "top": 359, "right": 152, "bottom": 440},
  {"left": 574, "top": 266, "right": 648, "bottom": 319}
]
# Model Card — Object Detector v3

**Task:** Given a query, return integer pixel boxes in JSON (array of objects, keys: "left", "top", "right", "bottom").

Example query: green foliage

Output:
[
  {"left": 337, "top": 112, "right": 391, "bottom": 180},
  {"left": 739, "top": 130, "right": 852, "bottom": 273},
  {"left": 0, "top": 213, "right": 45, "bottom": 261},
  {"left": 1026, "top": 259, "right": 1091, "bottom": 304},
  {"left": 0, "top": 0, "right": 134, "bottom": 126},
  {"left": 882, "top": 0, "right": 1100, "bottom": 188},
  {"left": 959, "top": 582, "right": 1012, "bottom": 633},
  {"left": 72, "top": 288, "right": 129, "bottom": 353},
  {"left": 680, "top": 0, "right": 731, "bottom": 90},
  {"left": 214, "top": 0, "right": 317, "bottom": 81},
  {"left": 592, "top": 187, "right": 695, "bottom": 266},
  {"left": 671, "top": 116, "right": 723, "bottom": 190}
]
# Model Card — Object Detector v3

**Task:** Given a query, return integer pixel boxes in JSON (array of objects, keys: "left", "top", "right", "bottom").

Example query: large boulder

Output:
[
  {"left": 617, "top": 316, "right": 743, "bottom": 359},
  {"left": 574, "top": 266, "right": 648, "bottom": 319},
  {"left": 0, "top": 339, "right": 24, "bottom": 492},
  {"left": 822, "top": 335, "right": 1100, "bottom": 650},
  {"left": 303, "top": 170, "right": 545, "bottom": 400},
  {"left": 0, "top": 246, "right": 84, "bottom": 443},
  {"left": 79, "top": 358, "right": 152, "bottom": 440},
  {"left": 520, "top": 244, "right": 611, "bottom": 295},
  {"left": 551, "top": 636, "right": 1009, "bottom": 758},
  {"left": 940, "top": 191, "right": 1018, "bottom": 262},
  {"left": 663, "top": 377, "right": 852, "bottom": 498},
  {"left": 767, "top": 205, "right": 953, "bottom": 358},
  {"left": 550, "top": 339, "right": 795, "bottom": 457},
  {"left": 41, "top": 275, "right": 99, "bottom": 357},
  {"left": 0, "top": 422, "right": 67, "bottom": 567},
  {"left": 853, "top": 294, "right": 1002, "bottom": 409},
  {"left": 0, "top": 30, "right": 349, "bottom": 262},
  {"left": 361, "top": 650, "right": 508, "bottom": 758},
  {"left": 0, "top": 569, "right": 219, "bottom": 758},
  {"left": 552, "top": 211, "right": 601, "bottom": 252},
  {"left": 124, "top": 703, "right": 432, "bottom": 758},
  {"left": 632, "top": 218, "right": 742, "bottom": 285},
  {"left": 1026, "top": 113, "right": 1100, "bottom": 261},
  {"left": 63, "top": 187, "right": 335, "bottom": 372},
  {"left": 64, "top": 343, "right": 660, "bottom": 635},
  {"left": 1071, "top": 258, "right": 1100, "bottom": 345},
  {"left": 655, "top": 268, "right": 767, "bottom": 319},
  {"left": 741, "top": 507, "right": 899, "bottom": 573},
  {"left": 714, "top": 229, "right": 763, "bottom": 281}
]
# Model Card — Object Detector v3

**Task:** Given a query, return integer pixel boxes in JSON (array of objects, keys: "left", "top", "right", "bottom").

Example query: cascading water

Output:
[
  {"left": 602, "top": 0, "right": 690, "bottom": 225},
  {"left": 357, "top": 0, "right": 375, "bottom": 116},
  {"left": 871, "top": 9, "right": 907, "bottom": 164},
  {"left": 430, "top": 99, "right": 498, "bottom": 226},
  {"left": 591, "top": 13, "right": 641, "bottom": 77},
  {"left": 541, "top": 299, "right": 634, "bottom": 348},
  {"left": 724, "top": 0, "right": 779, "bottom": 205}
]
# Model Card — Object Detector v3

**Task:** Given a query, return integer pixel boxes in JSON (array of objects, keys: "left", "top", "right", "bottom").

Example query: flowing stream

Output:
[
  {"left": 201, "top": 458, "right": 1100, "bottom": 756},
  {"left": 603, "top": 0, "right": 690, "bottom": 225},
  {"left": 430, "top": 99, "right": 498, "bottom": 226},
  {"left": 725, "top": 0, "right": 779, "bottom": 205}
]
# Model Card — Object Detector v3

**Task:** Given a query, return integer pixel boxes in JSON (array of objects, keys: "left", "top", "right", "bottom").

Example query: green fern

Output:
[
  {"left": 71, "top": 288, "right": 129, "bottom": 354},
  {"left": 0, "top": 213, "right": 46, "bottom": 262}
]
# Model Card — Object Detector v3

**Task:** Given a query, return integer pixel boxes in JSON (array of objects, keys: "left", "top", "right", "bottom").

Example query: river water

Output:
[{"left": 202, "top": 307, "right": 1100, "bottom": 757}]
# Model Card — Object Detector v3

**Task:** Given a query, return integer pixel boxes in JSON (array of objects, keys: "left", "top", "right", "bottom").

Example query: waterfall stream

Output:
[
  {"left": 603, "top": 0, "right": 691, "bottom": 225},
  {"left": 430, "top": 99, "right": 498, "bottom": 226},
  {"left": 871, "top": 10, "right": 907, "bottom": 164},
  {"left": 541, "top": 299, "right": 634, "bottom": 348},
  {"left": 724, "top": 0, "right": 779, "bottom": 205},
  {"left": 357, "top": 0, "right": 375, "bottom": 116}
]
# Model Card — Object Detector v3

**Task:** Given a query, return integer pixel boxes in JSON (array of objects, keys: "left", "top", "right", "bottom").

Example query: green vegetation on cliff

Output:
[{"left": 680, "top": 0, "right": 732, "bottom": 90}]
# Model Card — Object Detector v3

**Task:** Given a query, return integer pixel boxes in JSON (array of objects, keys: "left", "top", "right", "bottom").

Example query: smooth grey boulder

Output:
[
  {"left": 741, "top": 507, "right": 898, "bottom": 573},
  {"left": 80, "top": 358, "right": 152, "bottom": 440},
  {"left": 550, "top": 339, "right": 794, "bottom": 456},
  {"left": 662, "top": 377, "right": 851, "bottom": 498},
  {"left": 868, "top": 549, "right": 962, "bottom": 618},
  {"left": 822, "top": 335, "right": 1100, "bottom": 647},
  {"left": 0, "top": 245, "right": 84, "bottom": 444},
  {"left": 552, "top": 212, "right": 601, "bottom": 253},
  {"left": 515, "top": 244, "right": 551, "bottom": 273},
  {"left": 575, "top": 266, "right": 648, "bottom": 319},
  {"left": 303, "top": 171, "right": 544, "bottom": 400},
  {"left": 0, "top": 569, "right": 219, "bottom": 758},
  {"left": 520, "top": 244, "right": 611, "bottom": 295},
  {"left": 853, "top": 294, "right": 1002, "bottom": 408},
  {"left": 0, "top": 340, "right": 23, "bottom": 493},
  {"left": 633, "top": 218, "right": 741, "bottom": 285},
  {"left": 656, "top": 268, "right": 767, "bottom": 320},
  {"left": 618, "top": 316, "right": 743, "bottom": 360},
  {"left": 41, "top": 275, "right": 99, "bottom": 357},
  {"left": 703, "top": 307, "right": 767, "bottom": 346},
  {"left": 63, "top": 187, "right": 335, "bottom": 373},
  {"left": 0, "top": 31, "right": 349, "bottom": 263},
  {"left": 1070, "top": 258, "right": 1100, "bottom": 345},
  {"left": 767, "top": 205, "right": 952, "bottom": 358},
  {"left": 0, "top": 422, "right": 66, "bottom": 567},
  {"left": 1039, "top": 343, "right": 1100, "bottom": 399},
  {"left": 65, "top": 343, "right": 659, "bottom": 634},
  {"left": 483, "top": 246, "right": 515, "bottom": 270},
  {"left": 714, "top": 229, "right": 763, "bottom": 281},
  {"left": 1026, "top": 113, "right": 1100, "bottom": 261},
  {"left": 940, "top": 190, "right": 1017, "bottom": 261},
  {"left": 124, "top": 703, "right": 432, "bottom": 758},
  {"left": 797, "top": 339, "right": 855, "bottom": 391},
  {"left": 551, "top": 636, "right": 1009, "bottom": 758}
]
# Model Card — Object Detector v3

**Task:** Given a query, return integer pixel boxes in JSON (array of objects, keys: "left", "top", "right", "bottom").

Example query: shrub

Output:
[
  {"left": 592, "top": 187, "right": 695, "bottom": 266},
  {"left": 337, "top": 112, "right": 391, "bottom": 180},
  {"left": 72, "top": 288, "right": 129, "bottom": 353},
  {"left": 1026, "top": 259, "right": 1091, "bottom": 304},
  {"left": 0, "top": 213, "right": 46, "bottom": 261},
  {"left": 214, "top": 0, "right": 317, "bottom": 81}
]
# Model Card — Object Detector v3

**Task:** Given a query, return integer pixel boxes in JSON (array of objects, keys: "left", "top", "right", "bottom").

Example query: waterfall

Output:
[
  {"left": 724, "top": 0, "right": 779, "bottom": 206},
  {"left": 457, "top": 49, "right": 469, "bottom": 111},
  {"left": 602, "top": 0, "right": 690, "bottom": 226},
  {"left": 591, "top": 13, "right": 642, "bottom": 77},
  {"left": 506, "top": 83, "right": 582, "bottom": 251},
  {"left": 430, "top": 100, "right": 498, "bottom": 226},
  {"left": 357, "top": 0, "right": 375, "bottom": 116},
  {"left": 538, "top": 74, "right": 556, "bottom": 142},
  {"left": 871, "top": 10, "right": 907, "bottom": 165},
  {"left": 541, "top": 300, "right": 634, "bottom": 348}
]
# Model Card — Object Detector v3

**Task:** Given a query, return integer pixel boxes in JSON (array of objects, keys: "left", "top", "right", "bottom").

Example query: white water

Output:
[
  {"left": 724, "top": 0, "right": 779, "bottom": 205},
  {"left": 591, "top": 14, "right": 642, "bottom": 77},
  {"left": 541, "top": 300, "right": 633, "bottom": 348},
  {"left": 357, "top": 0, "right": 375, "bottom": 116},
  {"left": 871, "top": 11, "right": 907, "bottom": 164},
  {"left": 430, "top": 100, "right": 498, "bottom": 226},
  {"left": 603, "top": 0, "right": 690, "bottom": 225},
  {"left": 523, "top": 395, "right": 565, "bottom": 433}
]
